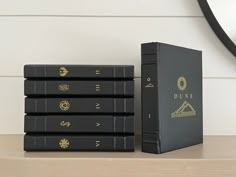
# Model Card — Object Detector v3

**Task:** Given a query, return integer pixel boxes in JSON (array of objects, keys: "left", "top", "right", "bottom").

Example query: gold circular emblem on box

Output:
[
  {"left": 59, "top": 67, "right": 69, "bottom": 77},
  {"left": 177, "top": 76, "right": 187, "bottom": 91},
  {"left": 59, "top": 138, "right": 70, "bottom": 149},
  {"left": 59, "top": 100, "right": 70, "bottom": 111}
]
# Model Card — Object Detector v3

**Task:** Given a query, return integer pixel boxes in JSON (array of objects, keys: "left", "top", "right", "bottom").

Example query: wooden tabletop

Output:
[{"left": 1, "top": 135, "right": 236, "bottom": 177}]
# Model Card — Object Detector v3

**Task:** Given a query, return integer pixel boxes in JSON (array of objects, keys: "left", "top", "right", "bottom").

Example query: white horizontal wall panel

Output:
[
  {"left": 0, "top": 17, "right": 235, "bottom": 77},
  {"left": 0, "top": 77, "right": 24, "bottom": 134},
  {"left": 0, "top": 77, "right": 235, "bottom": 135},
  {"left": 0, "top": 0, "right": 203, "bottom": 16},
  {"left": 203, "top": 78, "right": 236, "bottom": 135}
]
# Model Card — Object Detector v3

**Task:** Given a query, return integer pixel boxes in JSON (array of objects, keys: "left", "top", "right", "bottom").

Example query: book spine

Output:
[
  {"left": 24, "top": 65, "right": 134, "bottom": 79},
  {"left": 24, "top": 135, "right": 135, "bottom": 151},
  {"left": 24, "top": 80, "right": 134, "bottom": 96},
  {"left": 24, "top": 115, "right": 134, "bottom": 133},
  {"left": 25, "top": 98, "right": 134, "bottom": 114},
  {"left": 141, "top": 43, "right": 161, "bottom": 153}
]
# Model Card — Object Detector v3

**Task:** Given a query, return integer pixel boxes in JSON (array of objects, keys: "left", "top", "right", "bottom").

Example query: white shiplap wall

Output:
[{"left": 0, "top": 0, "right": 235, "bottom": 135}]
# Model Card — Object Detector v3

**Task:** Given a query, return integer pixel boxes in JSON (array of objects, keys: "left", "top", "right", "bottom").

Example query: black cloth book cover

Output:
[
  {"left": 24, "top": 65, "right": 134, "bottom": 79},
  {"left": 142, "top": 42, "right": 203, "bottom": 154},
  {"left": 25, "top": 115, "right": 134, "bottom": 133},
  {"left": 25, "top": 98, "right": 134, "bottom": 114},
  {"left": 24, "top": 80, "right": 134, "bottom": 96},
  {"left": 24, "top": 135, "right": 134, "bottom": 151}
]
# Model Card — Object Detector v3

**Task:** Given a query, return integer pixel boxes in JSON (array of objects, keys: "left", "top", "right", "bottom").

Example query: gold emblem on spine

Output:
[
  {"left": 58, "top": 84, "right": 70, "bottom": 91},
  {"left": 59, "top": 138, "right": 70, "bottom": 149},
  {"left": 59, "top": 100, "right": 70, "bottom": 111},
  {"left": 177, "top": 76, "right": 187, "bottom": 91},
  {"left": 60, "top": 121, "right": 71, "bottom": 127},
  {"left": 59, "top": 67, "right": 69, "bottom": 77}
]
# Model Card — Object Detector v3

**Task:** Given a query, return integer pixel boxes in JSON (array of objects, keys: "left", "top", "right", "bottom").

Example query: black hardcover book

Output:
[
  {"left": 25, "top": 98, "right": 134, "bottom": 114},
  {"left": 24, "top": 135, "right": 134, "bottom": 151},
  {"left": 24, "top": 80, "right": 134, "bottom": 96},
  {"left": 24, "top": 115, "right": 134, "bottom": 133},
  {"left": 141, "top": 42, "right": 203, "bottom": 154},
  {"left": 24, "top": 65, "right": 134, "bottom": 79}
]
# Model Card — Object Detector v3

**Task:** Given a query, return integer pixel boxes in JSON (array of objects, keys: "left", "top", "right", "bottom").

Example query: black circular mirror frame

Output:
[{"left": 198, "top": 0, "right": 236, "bottom": 57}]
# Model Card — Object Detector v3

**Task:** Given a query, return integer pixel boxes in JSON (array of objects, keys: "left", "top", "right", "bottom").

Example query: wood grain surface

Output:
[{"left": 0, "top": 135, "right": 235, "bottom": 177}]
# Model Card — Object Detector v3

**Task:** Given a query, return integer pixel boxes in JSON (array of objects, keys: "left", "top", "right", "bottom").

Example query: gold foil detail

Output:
[
  {"left": 59, "top": 138, "right": 70, "bottom": 149},
  {"left": 171, "top": 101, "right": 196, "bottom": 118},
  {"left": 172, "top": 76, "right": 196, "bottom": 118},
  {"left": 58, "top": 84, "right": 70, "bottom": 91},
  {"left": 177, "top": 76, "right": 187, "bottom": 91},
  {"left": 59, "top": 100, "right": 70, "bottom": 111},
  {"left": 59, "top": 67, "right": 69, "bottom": 77},
  {"left": 60, "top": 121, "right": 71, "bottom": 127}
]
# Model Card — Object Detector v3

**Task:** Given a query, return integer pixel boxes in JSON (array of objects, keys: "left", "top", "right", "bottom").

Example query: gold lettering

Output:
[
  {"left": 173, "top": 93, "right": 193, "bottom": 100},
  {"left": 96, "top": 70, "right": 101, "bottom": 75},
  {"left": 185, "top": 94, "right": 188, "bottom": 99},
  {"left": 174, "top": 94, "right": 178, "bottom": 99},
  {"left": 96, "top": 84, "right": 101, "bottom": 92},
  {"left": 190, "top": 94, "right": 193, "bottom": 99},
  {"left": 96, "top": 103, "right": 101, "bottom": 110}
]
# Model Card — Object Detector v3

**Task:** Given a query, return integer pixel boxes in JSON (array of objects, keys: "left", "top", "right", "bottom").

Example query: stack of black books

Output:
[{"left": 24, "top": 65, "right": 135, "bottom": 151}]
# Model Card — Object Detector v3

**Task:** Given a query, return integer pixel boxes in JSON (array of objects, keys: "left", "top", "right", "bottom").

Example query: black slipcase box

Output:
[{"left": 141, "top": 42, "right": 203, "bottom": 154}]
